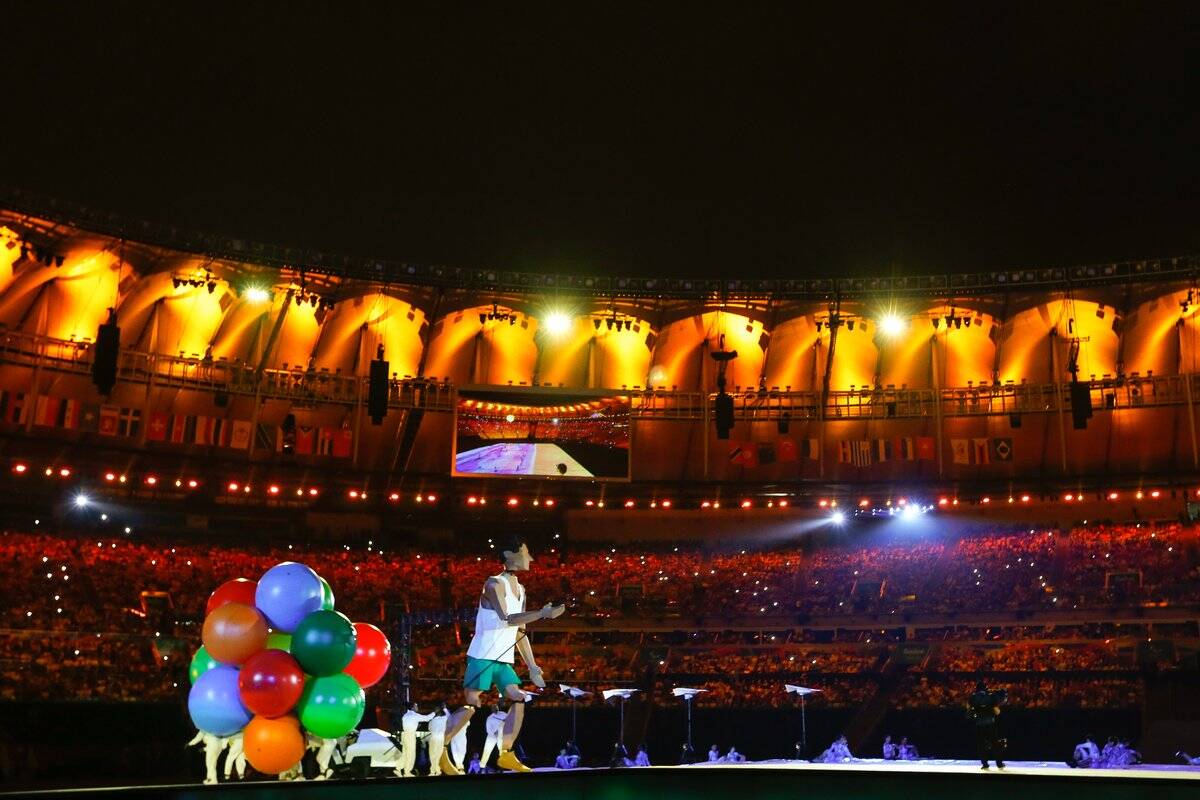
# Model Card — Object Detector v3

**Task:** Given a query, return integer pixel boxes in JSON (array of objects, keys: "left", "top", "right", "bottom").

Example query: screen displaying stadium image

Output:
[{"left": 453, "top": 388, "right": 631, "bottom": 479}]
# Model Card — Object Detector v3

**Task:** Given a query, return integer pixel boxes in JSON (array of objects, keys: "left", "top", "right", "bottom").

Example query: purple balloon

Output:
[
  {"left": 188, "top": 665, "right": 251, "bottom": 736},
  {"left": 255, "top": 562, "right": 324, "bottom": 633}
]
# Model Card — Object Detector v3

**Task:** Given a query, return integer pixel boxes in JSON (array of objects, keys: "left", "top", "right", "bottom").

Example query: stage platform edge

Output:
[{"left": 4, "top": 760, "right": 1199, "bottom": 800}]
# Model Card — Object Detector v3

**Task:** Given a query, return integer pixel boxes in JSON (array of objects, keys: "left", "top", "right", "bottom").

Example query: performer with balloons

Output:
[
  {"left": 187, "top": 562, "right": 391, "bottom": 780},
  {"left": 440, "top": 537, "right": 565, "bottom": 775}
]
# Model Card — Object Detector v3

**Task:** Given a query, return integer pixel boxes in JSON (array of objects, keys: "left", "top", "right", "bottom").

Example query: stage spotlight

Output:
[
  {"left": 932, "top": 317, "right": 940, "bottom": 329},
  {"left": 606, "top": 318, "right": 615, "bottom": 331},
  {"left": 206, "top": 280, "right": 217, "bottom": 294},
  {"left": 245, "top": 287, "right": 271, "bottom": 303},
  {"left": 544, "top": 311, "right": 573, "bottom": 336},
  {"left": 830, "top": 510, "right": 846, "bottom": 524},
  {"left": 879, "top": 313, "right": 907, "bottom": 337},
  {"left": 593, "top": 318, "right": 602, "bottom": 330},
  {"left": 847, "top": 320, "right": 855, "bottom": 331},
  {"left": 479, "top": 313, "right": 487, "bottom": 325},
  {"left": 900, "top": 504, "right": 919, "bottom": 520},
  {"left": 624, "top": 319, "right": 632, "bottom": 331},
  {"left": 73, "top": 493, "right": 90, "bottom": 509}
]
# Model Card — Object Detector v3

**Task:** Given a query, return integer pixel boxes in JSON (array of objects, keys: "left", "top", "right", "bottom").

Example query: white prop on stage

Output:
[
  {"left": 559, "top": 684, "right": 593, "bottom": 753},
  {"left": 784, "top": 685, "right": 821, "bottom": 760},
  {"left": 345, "top": 728, "right": 402, "bottom": 770},
  {"left": 602, "top": 689, "right": 640, "bottom": 767},
  {"left": 482, "top": 708, "right": 509, "bottom": 769},
  {"left": 672, "top": 688, "right": 708, "bottom": 764}
]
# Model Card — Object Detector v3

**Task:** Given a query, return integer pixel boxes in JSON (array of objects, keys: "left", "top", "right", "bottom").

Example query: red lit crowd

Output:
[{"left": 0, "top": 523, "right": 1196, "bottom": 708}]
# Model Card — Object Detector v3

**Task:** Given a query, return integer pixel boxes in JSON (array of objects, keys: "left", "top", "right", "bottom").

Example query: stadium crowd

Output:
[{"left": 0, "top": 522, "right": 1196, "bottom": 708}]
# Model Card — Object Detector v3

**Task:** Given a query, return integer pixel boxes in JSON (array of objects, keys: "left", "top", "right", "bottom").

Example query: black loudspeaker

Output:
[
  {"left": 281, "top": 413, "right": 296, "bottom": 455},
  {"left": 368, "top": 354, "right": 389, "bottom": 425},
  {"left": 1009, "top": 413, "right": 1022, "bottom": 429},
  {"left": 777, "top": 411, "right": 791, "bottom": 434},
  {"left": 1069, "top": 382, "right": 1093, "bottom": 430},
  {"left": 714, "top": 392, "right": 734, "bottom": 439},
  {"left": 92, "top": 316, "right": 120, "bottom": 395}
]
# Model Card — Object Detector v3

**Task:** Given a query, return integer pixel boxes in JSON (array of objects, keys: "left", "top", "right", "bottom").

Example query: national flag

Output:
[
  {"left": 195, "top": 416, "right": 228, "bottom": 446},
  {"left": 331, "top": 425, "right": 353, "bottom": 458},
  {"left": 972, "top": 438, "right": 990, "bottom": 465},
  {"left": 78, "top": 403, "right": 99, "bottom": 433},
  {"left": 728, "top": 442, "right": 755, "bottom": 467},
  {"left": 33, "top": 396, "right": 61, "bottom": 428},
  {"left": 295, "top": 425, "right": 315, "bottom": 455},
  {"left": 117, "top": 407, "right": 141, "bottom": 437},
  {"left": 803, "top": 438, "right": 820, "bottom": 460},
  {"left": 852, "top": 440, "right": 873, "bottom": 467},
  {"left": 916, "top": 436, "right": 936, "bottom": 461},
  {"left": 230, "top": 420, "right": 252, "bottom": 450},
  {"left": 147, "top": 412, "right": 170, "bottom": 442},
  {"left": 874, "top": 438, "right": 893, "bottom": 463},
  {"left": 894, "top": 437, "right": 915, "bottom": 461},
  {"left": 257, "top": 424, "right": 277, "bottom": 451},
  {"left": 777, "top": 438, "right": 798, "bottom": 462},
  {"left": 838, "top": 440, "right": 852, "bottom": 463},
  {"left": 171, "top": 414, "right": 197, "bottom": 444},
  {"left": 1, "top": 391, "right": 28, "bottom": 425},
  {"left": 98, "top": 405, "right": 120, "bottom": 435},
  {"left": 756, "top": 442, "right": 776, "bottom": 466},
  {"left": 991, "top": 437, "right": 1013, "bottom": 462},
  {"left": 58, "top": 399, "right": 82, "bottom": 429},
  {"left": 951, "top": 438, "right": 970, "bottom": 464},
  {"left": 317, "top": 427, "right": 335, "bottom": 456}
]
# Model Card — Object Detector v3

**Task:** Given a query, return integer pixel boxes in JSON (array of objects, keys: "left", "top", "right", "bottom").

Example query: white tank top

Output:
[{"left": 466, "top": 574, "right": 524, "bottom": 663}]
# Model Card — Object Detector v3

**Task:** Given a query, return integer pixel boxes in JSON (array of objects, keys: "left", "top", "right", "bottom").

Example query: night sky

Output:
[{"left": 3, "top": 3, "right": 1199, "bottom": 280}]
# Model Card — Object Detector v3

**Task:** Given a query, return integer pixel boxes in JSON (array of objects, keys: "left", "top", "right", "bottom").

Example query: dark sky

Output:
[{"left": 4, "top": 3, "right": 1199, "bottom": 280}]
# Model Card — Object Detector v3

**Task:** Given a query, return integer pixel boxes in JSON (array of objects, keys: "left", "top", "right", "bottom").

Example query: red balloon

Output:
[
  {"left": 207, "top": 578, "right": 258, "bottom": 616},
  {"left": 344, "top": 623, "right": 391, "bottom": 688},
  {"left": 238, "top": 649, "right": 306, "bottom": 718}
]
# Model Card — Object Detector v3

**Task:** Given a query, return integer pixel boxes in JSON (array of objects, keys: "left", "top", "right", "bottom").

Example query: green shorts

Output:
[{"left": 463, "top": 656, "right": 521, "bottom": 691}]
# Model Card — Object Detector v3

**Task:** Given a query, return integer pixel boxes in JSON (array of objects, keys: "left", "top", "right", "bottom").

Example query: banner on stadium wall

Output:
[
  {"left": 836, "top": 437, "right": 936, "bottom": 467},
  {"left": 16, "top": 395, "right": 352, "bottom": 457}
]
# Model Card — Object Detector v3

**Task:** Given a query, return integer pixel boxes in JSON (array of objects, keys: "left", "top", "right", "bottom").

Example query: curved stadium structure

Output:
[{"left": 1, "top": 189, "right": 1199, "bottom": 508}]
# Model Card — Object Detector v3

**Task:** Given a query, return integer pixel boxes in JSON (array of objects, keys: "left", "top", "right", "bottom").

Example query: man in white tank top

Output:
[{"left": 440, "top": 538, "right": 565, "bottom": 775}]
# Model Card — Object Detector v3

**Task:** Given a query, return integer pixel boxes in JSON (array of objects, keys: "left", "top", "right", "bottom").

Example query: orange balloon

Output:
[
  {"left": 202, "top": 602, "right": 268, "bottom": 665},
  {"left": 242, "top": 714, "right": 306, "bottom": 775}
]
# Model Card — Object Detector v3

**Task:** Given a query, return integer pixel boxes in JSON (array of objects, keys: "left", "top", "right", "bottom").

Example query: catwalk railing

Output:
[{"left": 0, "top": 328, "right": 1195, "bottom": 422}]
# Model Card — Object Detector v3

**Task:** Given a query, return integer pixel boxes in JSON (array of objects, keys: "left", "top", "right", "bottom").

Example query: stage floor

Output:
[{"left": 4, "top": 759, "right": 1199, "bottom": 800}]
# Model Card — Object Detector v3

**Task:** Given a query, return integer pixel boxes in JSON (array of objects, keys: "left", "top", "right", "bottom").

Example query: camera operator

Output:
[{"left": 966, "top": 682, "right": 1007, "bottom": 770}]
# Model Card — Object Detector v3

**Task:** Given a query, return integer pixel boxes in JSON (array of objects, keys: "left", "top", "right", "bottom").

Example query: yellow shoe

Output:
[
  {"left": 440, "top": 750, "right": 462, "bottom": 776},
  {"left": 496, "top": 750, "right": 533, "bottom": 773}
]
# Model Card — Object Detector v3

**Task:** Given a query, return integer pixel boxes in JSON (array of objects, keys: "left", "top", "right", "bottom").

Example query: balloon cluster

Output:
[{"left": 187, "top": 562, "right": 391, "bottom": 775}]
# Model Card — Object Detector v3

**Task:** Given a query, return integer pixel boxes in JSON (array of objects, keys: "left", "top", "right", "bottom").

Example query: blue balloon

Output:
[
  {"left": 255, "top": 562, "right": 324, "bottom": 633},
  {"left": 188, "top": 665, "right": 251, "bottom": 736}
]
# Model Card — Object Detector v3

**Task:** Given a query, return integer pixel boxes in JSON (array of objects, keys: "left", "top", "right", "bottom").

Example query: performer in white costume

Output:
[
  {"left": 441, "top": 537, "right": 565, "bottom": 775},
  {"left": 187, "top": 730, "right": 235, "bottom": 785},
  {"left": 397, "top": 704, "right": 435, "bottom": 777},
  {"left": 449, "top": 723, "right": 468, "bottom": 771},
  {"left": 427, "top": 705, "right": 449, "bottom": 776},
  {"left": 480, "top": 705, "right": 508, "bottom": 769}
]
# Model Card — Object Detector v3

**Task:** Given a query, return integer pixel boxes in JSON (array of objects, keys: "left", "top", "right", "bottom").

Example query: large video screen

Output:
[{"left": 453, "top": 388, "right": 631, "bottom": 480}]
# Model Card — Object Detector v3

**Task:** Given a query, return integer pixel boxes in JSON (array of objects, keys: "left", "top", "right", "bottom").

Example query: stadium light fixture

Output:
[
  {"left": 879, "top": 313, "right": 907, "bottom": 338},
  {"left": 830, "top": 510, "right": 846, "bottom": 525},
  {"left": 73, "top": 493, "right": 90, "bottom": 509},
  {"left": 543, "top": 311, "right": 573, "bottom": 336},
  {"left": 244, "top": 286, "right": 271, "bottom": 303}
]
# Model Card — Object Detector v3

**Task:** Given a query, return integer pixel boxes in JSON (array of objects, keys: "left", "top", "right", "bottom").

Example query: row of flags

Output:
[
  {"left": 729, "top": 436, "right": 1014, "bottom": 467},
  {"left": 0, "top": 391, "right": 351, "bottom": 457}
]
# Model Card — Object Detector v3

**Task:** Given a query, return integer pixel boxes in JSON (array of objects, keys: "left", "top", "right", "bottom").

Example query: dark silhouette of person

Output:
[{"left": 967, "top": 682, "right": 1006, "bottom": 769}]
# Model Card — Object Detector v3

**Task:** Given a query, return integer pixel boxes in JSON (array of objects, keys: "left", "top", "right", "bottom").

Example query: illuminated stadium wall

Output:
[{"left": 2, "top": 201, "right": 1200, "bottom": 489}]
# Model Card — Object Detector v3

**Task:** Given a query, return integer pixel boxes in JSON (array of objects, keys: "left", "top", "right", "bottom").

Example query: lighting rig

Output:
[
  {"left": 479, "top": 303, "right": 519, "bottom": 325},
  {"left": 171, "top": 269, "right": 221, "bottom": 294},
  {"left": 591, "top": 306, "right": 636, "bottom": 332}
]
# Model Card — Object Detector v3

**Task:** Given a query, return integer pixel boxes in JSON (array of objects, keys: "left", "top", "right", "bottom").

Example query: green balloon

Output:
[
  {"left": 291, "top": 610, "right": 357, "bottom": 676},
  {"left": 188, "top": 645, "right": 220, "bottom": 685},
  {"left": 318, "top": 576, "right": 335, "bottom": 611},
  {"left": 266, "top": 631, "right": 292, "bottom": 652},
  {"left": 297, "top": 673, "right": 365, "bottom": 738}
]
